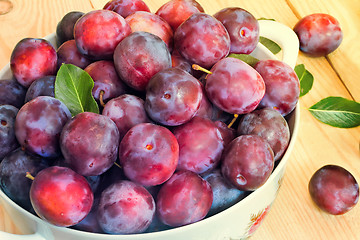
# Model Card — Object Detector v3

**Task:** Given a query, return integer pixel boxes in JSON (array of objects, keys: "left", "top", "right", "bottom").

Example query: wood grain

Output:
[{"left": 0, "top": 1, "right": 359, "bottom": 239}]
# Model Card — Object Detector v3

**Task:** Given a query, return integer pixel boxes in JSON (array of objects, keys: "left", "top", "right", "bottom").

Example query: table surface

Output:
[{"left": 0, "top": 0, "right": 359, "bottom": 239}]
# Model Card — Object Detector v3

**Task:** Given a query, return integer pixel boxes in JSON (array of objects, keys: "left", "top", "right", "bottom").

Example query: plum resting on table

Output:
[
  {"left": 309, "top": 165, "right": 359, "bottom": 215},
  {"left": 293, "top": 13, "right": 343, "bottom": 57}
]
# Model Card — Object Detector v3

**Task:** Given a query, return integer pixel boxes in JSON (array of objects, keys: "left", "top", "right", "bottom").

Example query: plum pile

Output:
[{"left": 0, "top": 0, "right": 355, "bottom": 235}]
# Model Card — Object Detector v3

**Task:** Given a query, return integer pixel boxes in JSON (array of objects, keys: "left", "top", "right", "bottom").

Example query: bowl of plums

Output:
[{"left": 0, "top": 0, "right": 301, "bottom": 239}]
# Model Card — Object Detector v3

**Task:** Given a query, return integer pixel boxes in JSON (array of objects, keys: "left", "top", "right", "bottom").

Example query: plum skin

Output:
[
  {"left": 156, "top": 170, "right": 213, "bottom": 227},
  {"left": 74, "top": 9, "right": 131, "bottom": 60},
  {"left": 174, "top": 13, "right": 230, "bottom": 68},
  {"left": 60, "top": 112, "right": 120, "bottom": 176},
  {"left": 118, "top": 123, "right": 179, "bottom": 187},
  {"left": 97, "top": 180, "right": 155, "bottom": 234},
  {"left": 15, "top": 96, "right": 71, "bottom": 158},
  {"left": 10, "top": 38, "right": 57, "bottom": 88},
  {"left": 113, "top": 31, "right": 172, "bottom": 91},
  {"left": 308, "top": 165, "right": 359, "bottom": 215},
  {"left": 221, "top": 135, "right": 274, "bottom": 191},
  {"left": 293, "top": 13, "right": 343, "bottom": 57},
  {"left": 29, "top": 166, "right": 94, "bottom": 227},
  {"left": 205, "top": 57, "right": 265, "bottom": 115}
]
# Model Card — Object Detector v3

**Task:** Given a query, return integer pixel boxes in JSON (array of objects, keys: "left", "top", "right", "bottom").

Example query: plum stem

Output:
[
  {"left": 99, "top": 90, "right": 106, "bottom": 107},
  {"left": 227, "top": 114, "right": 239, "bottom": 128},
  {"left": 114, "top": 162, "right": 122, "bottom": 169},
  {"left": 26, "top": 172, "right": 35, "bottom": 181},
  {"left": 192, "top": 64, "right": 213, "bottom": 75}
]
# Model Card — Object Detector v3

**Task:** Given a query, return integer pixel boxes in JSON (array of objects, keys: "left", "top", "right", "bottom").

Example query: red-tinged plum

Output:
[
  {"left": 113, "top": 31, "right": 171, "bottom": 91},
  {"left": 205, "top": 57, "right": 265, "bottom": 114},
  {"left": 221, "top": 135, "right": 274, "bottom": 191},
  {"left": 0, "top": 148, "right": 50, "bottom": 211},
  {"left": 293, "top": 13, "right": 343, "bottom": 57},
  {"left": 119, "top": 123, "right": 179, "bottom": 186},
  {"left": 60, "top": 112, "right": 120, "bottom": 176},
  {"left": 57, "top": 40, "right": 92, "bottom": 69},
  {"left": 214, "top": 120, "right": 236, "bottom": 146},
  {"left": 84, "top": 60, "right": 127, "bottom": 105},
  {"left": 25, "top": 76, "right": 55, "bottom": 102},
  {"left": 156, "top": 170, "right": 213, "bottom": 227},
  {"left": 309, "top": 165, "right": 359, "bottom": 215},
  {"left": 102, "top": 94, "right": 151, "bottom": 140},
  {"left": 10, "top": 38, "right": 57, "bottom": 88},
  {"left": 103, "top": 0, "right": 150, "bottom": 18},
  {"left": 174, "top": 13, "right": 230, "bottom": 68},
  {"left": 0, "top": 79, "right": 26, "bottom": 108},
  {"left": 97, "top": 180, "right": 155, "bottom": 234},
  {"left": 15, "top": 96, "right": 71, "bottom": 158},
  {"left": 237, "top": 107, "right": 290, "bottom": 161},
  {"left": 0, "top": 105, "right": 19, "bottom": 160},
  {"left": 254, "top": 59, "right": 300, "bottom": 116},
  {"left": 56, "top": 11, "right": 84, "bottom": 46},
  {"left": 29, "top": 166, "right": 94, "bottom": 227},
  {"left": 74, "top": 10, "right": 131, "bottom": 60},
  {"left": 125, "top": 11, "right": 174, "bottom": 51},
  {"left": 145, "top": 68, "right": 202, "bottom": 126},
  {"left": 202, "top": 169, "right": 247, "bottom": 216},
  {"left": 214, "top": 7, "right": 259, "bottom": 54},
  {"left": 171, "top": 49, "right": 192, "bottom": 74},
  {"left": 173, "top": 117, "right": 224, "bottom": 174},
  {"left": 156, "top": 0, "right": 204, "bottom": 31}
]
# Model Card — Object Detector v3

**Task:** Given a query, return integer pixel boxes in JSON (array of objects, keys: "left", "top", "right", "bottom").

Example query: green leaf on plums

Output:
[
  {"left": 259, "top": 36, "right": 281, "bottom": 55},
  {"left": 54, "top": 64, "right": 99, "bottom": 116},
  {"left": 228, "top": 54, "right": 260, "bottom": 67},
  {"left": 309, "top": 97, "right": 360, "bottom": 128},
  {"left": 295, "top": 64, "right": 314, "bottom": 97}
]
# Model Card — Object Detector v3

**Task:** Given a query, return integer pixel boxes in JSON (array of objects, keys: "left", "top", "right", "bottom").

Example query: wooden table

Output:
[{"left": 0, "top": 0, "right": 359, "bottom": 239}]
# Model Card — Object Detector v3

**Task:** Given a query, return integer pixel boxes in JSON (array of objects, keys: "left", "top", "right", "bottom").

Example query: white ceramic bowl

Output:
[{"left": 0, "top": 20, "right": 300, "bottom": 240}]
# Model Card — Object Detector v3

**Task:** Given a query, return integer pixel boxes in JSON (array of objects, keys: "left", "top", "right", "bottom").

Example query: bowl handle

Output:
[
  {"left": 0, "top": 232, "right": 45, "bottom": 240},
  {"left": 250, "top": 20, "right": 300, "bottom": 68}
]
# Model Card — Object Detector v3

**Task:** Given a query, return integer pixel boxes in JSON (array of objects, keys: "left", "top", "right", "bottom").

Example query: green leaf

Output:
[
  {"left": 259, "top": 36, "right": 281, "bottom": 55},
  {"left": 294, "top": 64, "right": 314, "bottom": 97},
  {"left": 309, "top": 97, "right": 360, "bottom": 128},
  {"left": 55, "top": 64, "right": 99, "bottom": 116},
  {"left": 228, "top": 54, "right": 260, "bottom": 67}
]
